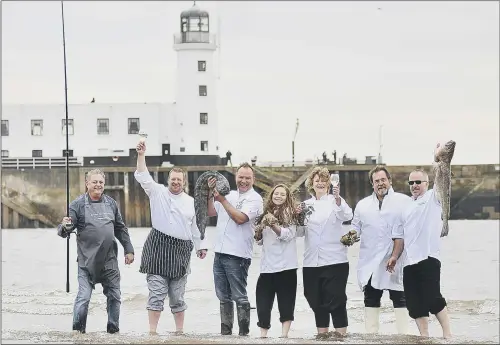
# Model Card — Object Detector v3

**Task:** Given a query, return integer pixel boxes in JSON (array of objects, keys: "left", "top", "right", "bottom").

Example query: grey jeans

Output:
[
  {"left": 73, "top": 265, "right": 121, "bottom": 333},
  {"left": 213, "top": 253, "right": 251, "bottom": 307},
  {"left": 146, "top": 273, "right": 188, "bottom": 313}
]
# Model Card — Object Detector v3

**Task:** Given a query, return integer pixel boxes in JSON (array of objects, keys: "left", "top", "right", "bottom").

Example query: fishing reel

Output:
[{"left": 63, "top": 221, "right": 75, "bottom": 234}]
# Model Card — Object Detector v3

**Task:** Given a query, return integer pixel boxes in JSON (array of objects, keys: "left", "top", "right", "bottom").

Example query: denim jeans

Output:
[
  {"left": 72, "top": 265, "right": 121, "bottom": 333},
  {"left": 213, "top": 253, "right": 251, "bottom": 307}
]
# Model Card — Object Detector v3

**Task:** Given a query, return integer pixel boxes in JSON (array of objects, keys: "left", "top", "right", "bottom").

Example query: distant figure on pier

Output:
[
  {"left": 207, "top": 163, "right": 264, "bottom": 336},
  {"left": 342, "top": 153, "right": 347, "bottom": 165},
  {"left": 57, "top": 168, "right": 135, "bottom": 334},
  {"left": 135, "top": 139, "right": 208, "bottom": 335},
  {"left": 333, "top": 150, "right": 337, "bottom": 165},
  {"left": 322, "top": 152, "right": 328, "bottom": 164},
  {"left": 226, "top": 150, "right": 233, "bottom": 167}
]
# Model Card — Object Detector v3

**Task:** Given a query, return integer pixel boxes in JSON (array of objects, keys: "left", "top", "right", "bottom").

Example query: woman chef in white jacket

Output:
[{"left": 296, "top": 166, "right": 353, "bottom": 338}]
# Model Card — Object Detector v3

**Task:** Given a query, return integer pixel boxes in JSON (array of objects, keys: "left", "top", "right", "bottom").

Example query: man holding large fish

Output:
[
  {"left": 389, "top": 140, "right": 455, "bottom": 339},
  {"left": 206, "top": 163, "right": 264, "bottom": 336},
  {"left": 134, "top": 139, "right": 208, "bottom": 335}
]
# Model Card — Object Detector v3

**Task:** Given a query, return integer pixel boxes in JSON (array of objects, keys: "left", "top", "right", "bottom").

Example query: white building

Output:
[{"left": 1, "top": 4, "right": 222, "bottom": 167}]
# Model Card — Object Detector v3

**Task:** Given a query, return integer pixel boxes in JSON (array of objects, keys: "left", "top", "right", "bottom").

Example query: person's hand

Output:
[
  {"left": 125, "top": 253, "right": 135, "bottom": 265},
  {"left": 197, "top": 250, "right": 207, "bottom": 259},
  {"left": 386, "top": 256, "right": 397, "bottom": 273},
  {"left": 208, "top": 177, "right": 216, "bottom": 189},
  {"left": 136, "top": 141, "right": 146, "bottom": 155},
  {"left": 295, "top": 204, "right": 303, "bottom": 214}
]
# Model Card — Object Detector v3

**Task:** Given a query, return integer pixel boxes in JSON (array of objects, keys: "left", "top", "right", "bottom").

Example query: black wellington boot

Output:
[
  {"left": 220, "top": 301, "right": 234, "bottom": 335},
  {"left": 237, "top": 303, "right": 251, "bottom": 336}
]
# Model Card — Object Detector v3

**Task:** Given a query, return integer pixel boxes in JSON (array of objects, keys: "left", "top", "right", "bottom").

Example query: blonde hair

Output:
[{"left": 305, "top": 166, "right": 330, "bottom": 196}]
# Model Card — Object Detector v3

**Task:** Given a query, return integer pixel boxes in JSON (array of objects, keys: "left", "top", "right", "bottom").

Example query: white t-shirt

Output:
[
  {"left": 401, "top": 189, "right": 443, "bottom": 267},
  {"left": 213, "top": 188, "right": 263, "bottom": 259}
]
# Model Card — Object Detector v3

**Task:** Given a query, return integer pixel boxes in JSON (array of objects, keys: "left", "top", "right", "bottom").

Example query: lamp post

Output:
[{"left": 292, "top": 118, "right": 299, "bottom": 167}]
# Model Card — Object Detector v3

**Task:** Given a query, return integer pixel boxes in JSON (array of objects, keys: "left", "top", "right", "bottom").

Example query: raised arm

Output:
[
  {"left": 134, "top": 140, "right": 161, "bottom": 197},
  {"left": 333, "top": 196, "right": 353, "bottom": 221}
]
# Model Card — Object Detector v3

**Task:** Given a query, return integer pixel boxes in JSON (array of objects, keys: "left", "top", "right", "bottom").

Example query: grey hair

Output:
[{"left": 86, "top": 168, "right": 106, "bottom": 181}]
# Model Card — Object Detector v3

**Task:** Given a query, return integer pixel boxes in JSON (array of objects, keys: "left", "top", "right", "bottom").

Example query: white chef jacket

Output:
[
  {"left": 351, "top": 188, "right": 411, "bottom": 292},
  {"left": 297, "top": 194, "right": 353, "bottom": 267},
  {"left": 401, "top": 189, "right": 443, "bottom": 268},
  {"left": 257, "top": 225, "right": 298, "bottom": 274},
  {"left": 134, "top": 170, "right": 207, "bottom": 251},
  {"left": 213, "top": 188, "right": 264, "bottom": 259}
]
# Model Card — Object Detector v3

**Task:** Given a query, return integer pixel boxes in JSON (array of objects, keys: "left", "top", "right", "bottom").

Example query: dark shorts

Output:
[{"left": 403, "top": 256, "right": 447, "bottom": 319}]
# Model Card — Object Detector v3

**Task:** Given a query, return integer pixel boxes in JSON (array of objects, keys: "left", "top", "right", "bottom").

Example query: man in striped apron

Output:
[{"left": 134, "top": 140, "right": 208, "bottom": 335}]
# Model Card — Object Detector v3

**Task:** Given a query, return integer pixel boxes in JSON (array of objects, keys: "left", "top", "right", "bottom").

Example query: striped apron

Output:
[{"left": 139, "top": 228, "right": 194, "bottom": 279}]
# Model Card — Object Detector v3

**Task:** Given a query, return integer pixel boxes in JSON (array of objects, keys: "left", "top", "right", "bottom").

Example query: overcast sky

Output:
[{"left": 2, "top": 1, "right": 499, "bottom": 165}]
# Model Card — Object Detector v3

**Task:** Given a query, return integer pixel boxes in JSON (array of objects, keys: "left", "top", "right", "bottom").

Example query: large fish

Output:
[
  {"left": 433, "top": 140, "right": 456, "bottom": 237},
  {"left": 194, "top": 171, "right": 231, "bottom": 240}
]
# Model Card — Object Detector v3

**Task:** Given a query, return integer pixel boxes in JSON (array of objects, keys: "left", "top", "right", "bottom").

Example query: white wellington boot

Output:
[
  {"left": 394, "top": 308, "right": 409, "bottom": 334},
  {"left": 364, "top": 307, "right": 380, "bottom": 333}
]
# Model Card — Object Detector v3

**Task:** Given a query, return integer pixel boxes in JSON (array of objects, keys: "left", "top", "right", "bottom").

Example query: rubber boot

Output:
[
  {"left": 394, "top": 308, "right": 409, "bottom": 334},
  {"left": 237, "top": 303, "right": 251, "bottom": 336},
  {"left": 220, "top": 302, "right": 234, "bottom": 335},
  {"left": 364, "top": 307, "right": 380, "bottom": 333}
]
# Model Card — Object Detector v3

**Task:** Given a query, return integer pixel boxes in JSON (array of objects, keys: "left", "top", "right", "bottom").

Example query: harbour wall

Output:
[{"left": 1, "top": 164, "right": 498, "bottom": 229}]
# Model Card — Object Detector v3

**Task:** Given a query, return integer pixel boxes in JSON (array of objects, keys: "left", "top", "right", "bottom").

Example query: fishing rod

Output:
[{"left": 61, "top": 0, "right": 71, "bottom": 293}]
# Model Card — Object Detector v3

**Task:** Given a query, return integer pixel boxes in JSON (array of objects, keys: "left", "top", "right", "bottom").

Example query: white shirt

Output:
[
  {"left": 401, "top": 189, "right": 442, "bottom": 267},
  {"left": 351, "top": 188, "right": 411, "bottom": 291},
  {"left": 134, "top": 170, "right": 207, "bottom": 251},
  {"left": 297, "top": 194, "right": 353, "bottom": 267},
  {"left": 257, "top": 225, "right": 298, "bottom": 274},
  {"left": 213, "top": 188, "right": 264, "bottom": 259}
]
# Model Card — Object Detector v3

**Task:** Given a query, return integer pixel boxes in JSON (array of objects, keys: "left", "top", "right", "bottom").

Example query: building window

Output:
[
  {"left": 61, "top": 119, "right": 74, "bottom": 135},
  {"left": 1, "top": 120, "right": 9, "bottom": 136},
  {"left": 1, "top": 150, "right": 9, "bottom": 158},
  {"left": 128, "top": 118, "right": 140, "bottom": 134},
  {"left": 200, "top": 113, "right": 208, "bottom": 124},
  {"left": 201, "top": 141, "right": 208, "bottom": 152},
  {"left": 199, "top": 85, "right": 207, "bottom": 96},
  {"left": 180, "top": 147, "right": 186, "bottom": 152},
  {"left": 32, "top": 150, "right": 43, "bottom": 157},
  {"left": 62, "top": 149, "right": 74, "bottom": 157},
  {"left": 97, "top": 118, "right": 109, "bottom": 135},
  {"left": 198, "top": 60, "right": 206, "bottom": 71},
  {"left": 31, "top": 120, "right": 43, "bottom": 136}
]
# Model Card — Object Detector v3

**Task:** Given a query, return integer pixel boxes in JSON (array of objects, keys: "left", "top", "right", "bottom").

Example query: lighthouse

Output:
[{"left": 173, "top": 2, "right": 218, "bottom": 160}]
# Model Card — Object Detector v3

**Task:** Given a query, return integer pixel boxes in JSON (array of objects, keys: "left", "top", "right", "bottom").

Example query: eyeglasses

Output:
[{"left": 408, "top": 180, "right": 427, "bottom": 186}]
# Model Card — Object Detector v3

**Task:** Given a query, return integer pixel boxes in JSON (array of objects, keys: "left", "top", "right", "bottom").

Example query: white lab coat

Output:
[{"left": 351, "top": 188, "right": 411, "bottom": 292}]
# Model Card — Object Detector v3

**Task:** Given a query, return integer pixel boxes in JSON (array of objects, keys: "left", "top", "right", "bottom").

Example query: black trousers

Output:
[
  {"left": 255, "top": 269, "right": 297, "bottom": 329},
  {"left": 303, "top": 262, "right": 349, "bottom": 329},
  {"left": 364, "top": 276, "right": 406, "bottom": 308},
  {"left": 403, "top": 257, "right": 447, "bottom": 319}
]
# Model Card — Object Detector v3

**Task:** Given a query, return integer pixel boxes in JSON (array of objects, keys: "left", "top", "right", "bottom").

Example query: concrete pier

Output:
[{"left": 1, "top": 163, "right": 499, "bottom": 229}]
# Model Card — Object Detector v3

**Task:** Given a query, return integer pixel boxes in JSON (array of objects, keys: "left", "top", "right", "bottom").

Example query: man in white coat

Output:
[{"left": 351, "top": 166, "right": 411, "bottom": 334}]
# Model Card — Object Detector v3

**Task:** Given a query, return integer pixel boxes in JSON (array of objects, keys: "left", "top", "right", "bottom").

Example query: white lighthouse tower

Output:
[{"left": 172, "top": 2, "right": 218, "bottom": 160}]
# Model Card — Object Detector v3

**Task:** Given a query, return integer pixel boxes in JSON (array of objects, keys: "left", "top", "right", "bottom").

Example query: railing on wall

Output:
[{"left": 0, "top": 157, "right": 83, "bottom": 169}]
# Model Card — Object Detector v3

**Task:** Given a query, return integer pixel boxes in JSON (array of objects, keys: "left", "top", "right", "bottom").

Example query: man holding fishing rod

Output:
[{"left": 57, "top": 168, "right": 135, "bottom": 334}]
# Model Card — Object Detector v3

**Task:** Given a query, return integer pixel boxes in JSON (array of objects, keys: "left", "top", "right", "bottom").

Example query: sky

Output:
[{"left": 2, "top": 1, "right": 499, "bottom": 166}]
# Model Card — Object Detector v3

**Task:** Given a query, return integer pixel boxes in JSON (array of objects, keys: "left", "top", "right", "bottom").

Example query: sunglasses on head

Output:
[{"left": 408, "top": 180, "right": 427, "bottom": 186}]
